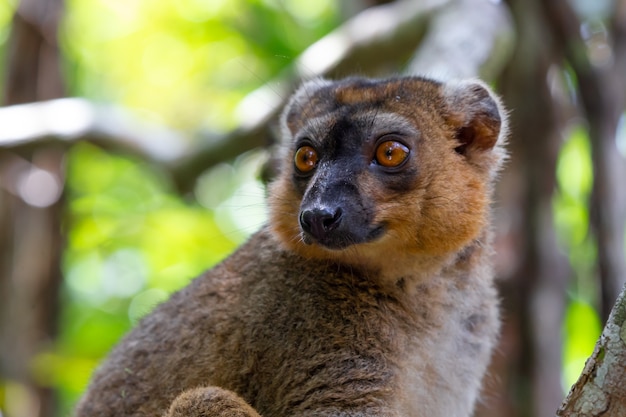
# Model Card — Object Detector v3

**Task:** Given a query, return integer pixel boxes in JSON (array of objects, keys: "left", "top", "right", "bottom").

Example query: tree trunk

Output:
[
  {"left": 489, "top": 1, "right": 571, "bottom": 416},
  {"left": 0, "top": 0, "right": 65, "bottom": 416},
  {"left": 557, "top": 284, "right": 626, "bottom": 416}
]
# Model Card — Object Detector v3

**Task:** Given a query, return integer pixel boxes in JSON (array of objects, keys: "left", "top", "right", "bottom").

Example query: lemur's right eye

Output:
[
  {"left": 294, "top": 145, "right": 318, "bottom": 174},
  {"left": 375, "top": 140, "right": 410, "bottom": 168}
]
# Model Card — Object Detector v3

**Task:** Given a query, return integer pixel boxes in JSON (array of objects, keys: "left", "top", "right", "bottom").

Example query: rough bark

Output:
[{"left": 557, "top": 284, "right": 626, "bottom": 416}]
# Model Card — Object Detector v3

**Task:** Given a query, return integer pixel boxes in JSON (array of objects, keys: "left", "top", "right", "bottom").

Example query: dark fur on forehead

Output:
[
  {"left": 283, "top": 76, "right": 503, "bottom": 117},
  {"left": 332, "top": 76, "right": 444, "bottom": 106},
  {"left": 282, "top": 77, "right": 447, "bottom": 130}
]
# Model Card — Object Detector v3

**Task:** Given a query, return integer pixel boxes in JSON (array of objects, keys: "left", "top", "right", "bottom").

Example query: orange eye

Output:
[
  {"left": 375, "top": 140, "right": 409, "bottom": 168},
  {"left": 294, "top": 145, "right": 318, "bottom": 173}
]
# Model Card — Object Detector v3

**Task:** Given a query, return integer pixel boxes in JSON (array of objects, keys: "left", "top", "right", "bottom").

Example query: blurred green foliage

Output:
[
  {"left": 52, "top": 143, "right": 242, "bottom": 411},
  {"left": 554, "top": 126, "right": 596, "bottom": 294},
  {"left": 0, "top": 0, "right": 15, "bottom": 83},
  {"left": 562, "top": 299, "right": 601, "bottom": 389},
  {"left": 62, "top": 0, "right": 340, "bottom": 131},
  {"left": 553, "top": 125, "right": 601, "bottom": 390}
]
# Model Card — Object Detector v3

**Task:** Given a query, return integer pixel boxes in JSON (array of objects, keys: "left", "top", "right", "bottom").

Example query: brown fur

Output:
[{"left": 74, "top": 76, "right": 507, "bottom": 417}]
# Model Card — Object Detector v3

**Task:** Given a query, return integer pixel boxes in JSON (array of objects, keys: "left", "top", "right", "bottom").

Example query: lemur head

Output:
[{"left": 268, "top": 76, "right": 507, "bottom": 272}]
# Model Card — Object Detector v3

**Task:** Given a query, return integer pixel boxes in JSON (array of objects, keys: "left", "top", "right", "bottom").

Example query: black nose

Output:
[{"left": 299, "top": 207, "right": 343, "bottom": 241}]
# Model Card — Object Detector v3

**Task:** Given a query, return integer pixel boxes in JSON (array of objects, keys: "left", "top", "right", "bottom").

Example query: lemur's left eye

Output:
[
  {"left": 375, "top": 140, "right": 409, "bottom": 168},
  {"left": 294, "top": 145, "right": 318, "bottom": 173}
]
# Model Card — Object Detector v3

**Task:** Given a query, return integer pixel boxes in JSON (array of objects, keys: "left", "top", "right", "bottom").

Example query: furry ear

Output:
[
  {"left": 442, "top": 80, "right": 507, "bottom": 156},
  {"left": 280, "top": 78, "right": 333, "bottom": 137}
]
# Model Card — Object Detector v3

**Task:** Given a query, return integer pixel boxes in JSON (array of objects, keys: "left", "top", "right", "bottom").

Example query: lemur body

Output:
[{"left": 75, "top": 76, "right": 507, "bottom": 417}]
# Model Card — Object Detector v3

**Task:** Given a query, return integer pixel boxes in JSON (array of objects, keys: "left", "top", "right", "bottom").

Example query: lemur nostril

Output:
[
  {"left": 323, "top": 208, "right": 342, "bottom": 229},
  {"left": 300, "top": 207, "right": 343, "bottom": 241}
]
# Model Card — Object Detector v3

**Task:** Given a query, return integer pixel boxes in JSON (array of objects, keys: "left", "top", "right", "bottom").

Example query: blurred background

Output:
[{"left": 0, "top": 0, "right": 624, "bottom": 416}]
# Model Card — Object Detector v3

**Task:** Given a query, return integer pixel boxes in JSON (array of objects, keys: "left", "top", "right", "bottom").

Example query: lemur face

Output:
[
  {"left": 287, "top": 97, "right": 418, "bottom": 250},
  {"left": 269, "top": 77, "right": 506, "bottom": 265}
]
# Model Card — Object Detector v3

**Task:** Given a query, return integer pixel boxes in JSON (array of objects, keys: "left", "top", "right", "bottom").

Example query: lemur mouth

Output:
[
  {"left": 366, "top": 224, "right": 386, "bottom": 241},
  {"left": 302, "top": 223, "right": 386, "bottom": 250}
]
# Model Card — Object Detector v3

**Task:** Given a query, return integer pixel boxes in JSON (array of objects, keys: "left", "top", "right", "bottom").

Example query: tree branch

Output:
[
  {"left": 0, "top": 0, "right": 514, "bottom": 193},
  {"left": 407, "top": 0, "right": 513, "bottom": 79},
  {"left": 557, "top": 283, "right": 626, "bottom": 416},
  {"left": 0, "top": 98, "right": 188, "bottom": 162}
]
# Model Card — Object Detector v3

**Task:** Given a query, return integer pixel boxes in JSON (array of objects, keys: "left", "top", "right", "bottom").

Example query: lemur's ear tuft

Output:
[
  {"left": 281, "top": 78, "right": 333, "bottom": 136},
  {"left": 442, "top": 80, "right": 507, "bottom": 157}
]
